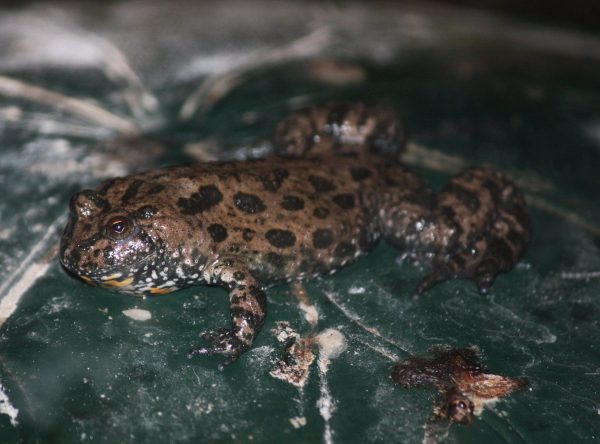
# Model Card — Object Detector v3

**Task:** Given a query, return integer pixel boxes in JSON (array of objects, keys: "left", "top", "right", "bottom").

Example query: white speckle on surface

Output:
[
  {"left": 0, "top": 227, "right": 15, "bottom": 240},
  {"left": 247, "top": 345, "right": 274, "bottom": 367},
  {"left": 316, "top": 328, "right": 347, "bottom": 361},
  {"left": 289, "top": 416, "right": 307, "bottom": 429},
  {"left": 187, "top": 398, "right": 214, "bottom": 416},
  {"left": 0, "top": 381, "right": 19, "bottom": 426},
  {"left": 560, "top": 270, "right": 600, "bottom": 281},
  {"left": 315, "top": 329, "right": 346, "bottom": 444},
  {"left": 299, "top": 302, "right": 318, "bottom": 327},
  {"left": 122, "top": 308, "right": 152, "bottom": 321},
  {"left": 348, "top": 285, "right": 365, "bottom": 295}
]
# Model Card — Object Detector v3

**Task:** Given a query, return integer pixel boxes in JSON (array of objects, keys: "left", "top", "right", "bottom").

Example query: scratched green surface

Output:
[{"left": 1, "top": 2, "right": 600, "bottom": 444}]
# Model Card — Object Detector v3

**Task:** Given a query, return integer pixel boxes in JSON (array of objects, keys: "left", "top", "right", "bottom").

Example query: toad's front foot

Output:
[
  {"left": 189, "top": 258, "right": 267, "bottom": 369},
  {"left": 189, "top": 327, "right": 251, "bottom": 370}
]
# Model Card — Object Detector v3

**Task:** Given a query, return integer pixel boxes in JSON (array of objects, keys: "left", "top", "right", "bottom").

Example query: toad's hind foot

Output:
[
  {"left": 189, "top": 328, "right": 251, "bottom": 370},
  {"left": 414, "top": 167, "right": 531, "bottom": 296},
  {"left": 414, "top": 247, "right": 511, "bottom": 297}
]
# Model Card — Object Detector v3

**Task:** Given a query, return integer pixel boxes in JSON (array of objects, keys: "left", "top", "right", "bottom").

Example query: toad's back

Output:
[{"left": 84, "top": 154, "right": 430, "bottom": 290}]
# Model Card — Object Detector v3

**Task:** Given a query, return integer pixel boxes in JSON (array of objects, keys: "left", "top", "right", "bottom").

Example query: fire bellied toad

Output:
[{"left": 59, "top": 103, "right": 531, "bottom": 369}]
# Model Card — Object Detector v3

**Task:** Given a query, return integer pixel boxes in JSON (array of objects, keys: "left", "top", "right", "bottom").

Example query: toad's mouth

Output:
[{"left": 59, "top": 248, "right": 155, "bottom": 285}]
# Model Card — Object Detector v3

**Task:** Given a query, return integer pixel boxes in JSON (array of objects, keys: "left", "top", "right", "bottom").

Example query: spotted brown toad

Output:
[{"left": 59, "top": 103, "right": 531, "bottom": 368}]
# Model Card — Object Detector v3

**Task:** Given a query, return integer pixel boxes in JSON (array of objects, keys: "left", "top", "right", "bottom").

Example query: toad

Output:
[{"left": 59, "top": 103, "right": 531, "bottom": 368}]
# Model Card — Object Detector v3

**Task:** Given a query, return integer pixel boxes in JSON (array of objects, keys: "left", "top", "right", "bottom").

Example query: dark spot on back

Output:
[
  {"left": 242, "top": 228, "right": 255, "bottom": 242},
  {"left": 281, "top": 195, "right": 304, "bottom": 211},
  {"left": 121, "top": 179, "right": 144, "bottom": 204},
  {"left": 265, "top": 229, "right": 296, "bottom": 248},
  {"left": 312, "top": 229, "right": 334, "bottom": 249},
  {"left": 445, "top": 184, "right": 481, "bottom": 213},
  {"left": 334, "top": 242, "right": 355, "bottom": 258},
  {"left": 264, "top": 252, "right": 288, "bottom": 269},
  {"left": 148, "top": 184, "right": 166, "bottom": 195},
  {"left": 350, "top": 167, "right": 372, "bottom": 181},
  {"left": 327, "top": 103, "right": 351, "bottom": 128},
  {"left": 441, "top": 205, "right": 457, "bottom": 223},
  {"left": 332, "top": 193, "right": 355, "bottom": 210},
  {"left": 299, "top": 259, "right": 328, "bottom": 275},
  {"left": 133, "top": 205, "right": 157, "bottom": 220},
  {"left": 228, "top": 243, "right": 241, "bottom": 254},
  {"left": 97, "top": 178, "right": 119, "bottom": 196},
  {"left": 208, "top": 224, "right": 228, "bottom": 242},
  {"left": 314, "top": 207, "right": 329, "bottom": 219},
  {"left": 218, "top": 172, "right": 242, "bottom": 182},
  {"left": 259, "top": 169, "right": 289, "bottom": 192},
  {"left": 178, "top": 185, "right": 223, "bottom": 215},
  {"left": 233, "top": 271, "right": 246, "bottom": 281},
  {"left": 234, "top": 192, "right": 266, "bottom": 214},
  {"left": 309, "top": 175, "right": 336, "bottom": 193}
]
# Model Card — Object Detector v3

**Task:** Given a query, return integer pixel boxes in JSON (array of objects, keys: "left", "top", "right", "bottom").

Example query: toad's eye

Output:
[{"left": 106, "top": 216, "right": 133, "bottom": 240}]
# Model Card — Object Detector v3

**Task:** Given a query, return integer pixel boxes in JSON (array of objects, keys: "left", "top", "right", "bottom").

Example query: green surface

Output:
[{"left": 0, "top": 2, "right": 600, "bottom": 443}]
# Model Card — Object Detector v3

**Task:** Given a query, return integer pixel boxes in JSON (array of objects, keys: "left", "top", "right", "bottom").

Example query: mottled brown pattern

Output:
[
  {"left": 392, "top": 347, "right": 527, "bottom": 427},
  {"left": 59, "top": 102, "right": 531, "bottom": 368}
]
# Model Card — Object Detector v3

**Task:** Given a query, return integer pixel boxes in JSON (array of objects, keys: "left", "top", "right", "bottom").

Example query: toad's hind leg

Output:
[
  {"left": 189, "top": 257, "right": 266, "bottom": 370},
  {"left": 273, "top": 102, "right": 405, "bottom": 158},
  {"left": 416, "top": 168, "right": 531, "bottom": 295}
]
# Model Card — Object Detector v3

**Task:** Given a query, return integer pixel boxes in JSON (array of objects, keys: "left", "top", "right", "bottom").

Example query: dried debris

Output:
[{"left": 392, "top": 346, "right": 527, "bottom": 442}]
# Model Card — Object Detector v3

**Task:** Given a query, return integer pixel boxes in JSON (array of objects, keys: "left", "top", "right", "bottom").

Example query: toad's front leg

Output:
[{"left": 189, "top": 257, "right": 267, "bottom": 370}]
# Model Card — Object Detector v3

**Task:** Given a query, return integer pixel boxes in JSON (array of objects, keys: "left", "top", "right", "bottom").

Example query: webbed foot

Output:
[
  {"left": 413, "top": 255, "right": 500, "bottom": 297},
  {"left": 412, "top": 168, "right": 531, "bottom": 296},
  {"left": 189, "top": 328, "right": 250, "bottom": 370},
  {"left": 188, "top": 257, "right": 267, "bottom": 370}
]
